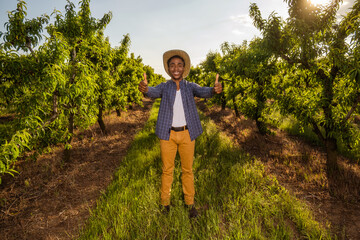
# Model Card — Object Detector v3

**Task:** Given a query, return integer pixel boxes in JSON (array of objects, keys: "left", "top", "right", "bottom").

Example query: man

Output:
[{"left": 138, "top": 49, "right": 222, "bottom": 218}]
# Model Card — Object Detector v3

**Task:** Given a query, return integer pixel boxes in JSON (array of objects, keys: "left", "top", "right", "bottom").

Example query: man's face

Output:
[{"left": 168, "top": 57, "right": 185, "bottom": 81}]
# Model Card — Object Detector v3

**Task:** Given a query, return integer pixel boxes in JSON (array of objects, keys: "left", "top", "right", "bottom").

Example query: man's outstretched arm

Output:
[
  {"left": 193, "top": 73, "right": 223, "bottom": 98},
  {"left": 138, "top": 73, "right": 163, "bottom": 98}
]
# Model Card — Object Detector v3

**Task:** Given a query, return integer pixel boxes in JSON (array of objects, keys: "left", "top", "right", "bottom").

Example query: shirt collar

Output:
[{"left": 170, "top": 79, "right": 186, "bottom": 85}]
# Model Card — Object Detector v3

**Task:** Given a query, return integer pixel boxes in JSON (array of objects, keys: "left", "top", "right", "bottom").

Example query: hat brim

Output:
[{"left": 163, "top": 49, "right": 191, "bottom": 79}]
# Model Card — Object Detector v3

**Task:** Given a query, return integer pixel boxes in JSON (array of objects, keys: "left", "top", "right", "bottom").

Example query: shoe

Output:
[
  {"left": 161, "top": 205, "right": 170, "bottom": 214},
  {"left": 188, "top": 205, "right": 198, "bottom": 218}
]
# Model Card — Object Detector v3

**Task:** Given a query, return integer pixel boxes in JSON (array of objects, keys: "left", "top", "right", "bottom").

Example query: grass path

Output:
[{"left": 78, "top": 100, "right": 332, "bottom": 239}]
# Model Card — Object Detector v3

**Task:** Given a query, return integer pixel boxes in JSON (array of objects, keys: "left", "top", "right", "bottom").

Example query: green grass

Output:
[
  {"left": 266, "top": 110, "right": 322, "bottom": 146},
  {"left": 78, "top": 100, "right": 332, "bottom": 239}
]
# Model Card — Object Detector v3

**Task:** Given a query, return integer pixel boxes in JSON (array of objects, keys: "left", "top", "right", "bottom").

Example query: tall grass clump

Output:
[{"left": 78, "top": 99, "right": 332, "bottom": 239}]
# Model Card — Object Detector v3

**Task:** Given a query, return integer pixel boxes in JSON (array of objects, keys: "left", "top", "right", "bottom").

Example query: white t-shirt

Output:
[{"left": 172, "top": 89, "right": 187, "bottom": 127}]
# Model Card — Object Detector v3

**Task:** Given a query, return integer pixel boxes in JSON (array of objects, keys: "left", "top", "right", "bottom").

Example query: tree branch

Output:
[
  {"left": 316, "top": 68, "right": 328, "bottom": 82},
  {"left": 343, "top": 94, "right": 360, "bottom": 124},
  {"left": 25, "top": 37, "right": 35, "bottom": 55},
  {"left": 310, "top": 118, "right": 326, "bottom": 144},
  {"left": 41, "top": 90, "right": 59, "bottom": 128},
  {"left": 279, "top": 53, "right": 310, "bottom": 69}
]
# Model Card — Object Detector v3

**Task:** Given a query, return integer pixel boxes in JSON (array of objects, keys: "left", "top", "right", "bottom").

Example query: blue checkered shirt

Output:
[{"left": 146, "top": 79, "right": 214, "bottom": 141}]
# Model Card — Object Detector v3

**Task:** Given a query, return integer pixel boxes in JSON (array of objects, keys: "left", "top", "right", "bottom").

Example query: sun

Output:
[{"left": 310, "top": 0, "right": 330, "bottom": 6}]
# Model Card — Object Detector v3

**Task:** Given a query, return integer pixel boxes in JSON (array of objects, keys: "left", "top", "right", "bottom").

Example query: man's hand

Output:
[
  {"left": 213, "top": 73, "right": 222, "bottom": 94},
  {"left": 138, "top": 72, "right": 148, "bottom": 93}
]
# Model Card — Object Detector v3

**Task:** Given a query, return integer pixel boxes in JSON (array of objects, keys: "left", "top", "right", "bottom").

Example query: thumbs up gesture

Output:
[
  {"left": 213, "top": 73, "right": 222, "bottom": 94},
  {"left": 138, "top": 72, "right": 148, "bottom": 93}
]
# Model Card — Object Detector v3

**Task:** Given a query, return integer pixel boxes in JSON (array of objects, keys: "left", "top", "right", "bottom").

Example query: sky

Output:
[{"left": 0, "top": 0, "right": 355, "bottom": 78}]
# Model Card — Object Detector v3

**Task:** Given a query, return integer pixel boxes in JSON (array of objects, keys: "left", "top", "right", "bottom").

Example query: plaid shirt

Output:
[{"left": 146, "top": 79, "right": 214, "bottom": 141}]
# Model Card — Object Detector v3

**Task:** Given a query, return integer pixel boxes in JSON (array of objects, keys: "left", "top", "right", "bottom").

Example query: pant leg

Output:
[
  {"left": 178, "top": 130, "right": 196, "bottom": 205},
  {"left": 159, "top": 131, "right": 178, "bottom": 206}
]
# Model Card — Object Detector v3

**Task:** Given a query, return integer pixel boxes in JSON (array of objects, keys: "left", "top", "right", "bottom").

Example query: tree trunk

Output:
[
  {"left": 325, "top": 137, "right": 340, "bottom": 175},
  {"left": 64, "top": 47, "right": 77, "bottom": 162},
  {"left": 64, "top": 112, "right": 74, "bottom": 162},
  {"left": 97, "top": 106, "right": 107, "bottom": 134},
  {"left": 221, "top": 99, "right": 226, "bottom": 110},
  {"left": 116, "top": 108, "right": 121, "bottom": 117},
  {"left": 221, "top": 82, "right": 226, "bottom": 110},
  {"left": 319, "top": 67, "right": 341, "bottom": 194},
  {"left": 232, "top": 97, "right": 240, "bottom": 118},
  {"left": 255, "top": 119, "right": 268, "bottom": 135},
  {"left": 325, "top": 137, "right": 340, "bottom": 196}
]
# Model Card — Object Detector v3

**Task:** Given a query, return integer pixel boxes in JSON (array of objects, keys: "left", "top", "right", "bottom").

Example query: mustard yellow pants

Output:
[{"left": 160, "top": 129, "right": 195, "bottom": 206}]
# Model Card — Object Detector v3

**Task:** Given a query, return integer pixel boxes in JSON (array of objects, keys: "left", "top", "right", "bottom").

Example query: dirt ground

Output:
[
  {"left": 0, "top": 98, "right": 153, "bottom": 240},
  {"left": 196, "top": 100, "right": 360, "bottom": 240},
  {"left": 1, "top": 97, "right": 360, "bottom": 239}
]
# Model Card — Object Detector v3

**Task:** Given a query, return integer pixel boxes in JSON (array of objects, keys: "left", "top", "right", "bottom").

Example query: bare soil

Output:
[
  {"left": 196, "top": 99, "right": 360, "bottom": 240},
  {"left": 0, "top": 99, "right": 153, "bottom": 240}
]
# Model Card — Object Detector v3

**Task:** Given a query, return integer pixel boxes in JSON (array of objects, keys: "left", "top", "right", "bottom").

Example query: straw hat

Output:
[{"left": 163, "top": 49, "right": 191, "bottom": 79}]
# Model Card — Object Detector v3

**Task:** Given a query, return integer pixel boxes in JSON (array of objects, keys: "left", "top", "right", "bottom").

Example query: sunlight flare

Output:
[{"left": 310, "top": 0, "right": 330, "bottom": 6}]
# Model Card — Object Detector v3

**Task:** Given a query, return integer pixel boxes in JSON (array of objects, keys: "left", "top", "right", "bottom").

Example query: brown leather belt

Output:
[{"left": 171, "top": 125, "right": 188, "bottom": 132}]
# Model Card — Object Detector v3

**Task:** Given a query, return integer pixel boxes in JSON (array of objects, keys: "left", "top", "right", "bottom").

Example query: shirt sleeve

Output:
[
  {"left": 145, "top": 83, "right": 164, "bottom": 98},
  {"left": 191, "top": 82, "right": 214, "bottom": 98}
]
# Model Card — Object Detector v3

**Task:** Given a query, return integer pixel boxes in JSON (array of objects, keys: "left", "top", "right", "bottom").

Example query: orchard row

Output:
[
  {"left": 187, "top": 0, "right": 360, "bottom": 195},
  {"left": 0, "top": 0, "right": 164, "bottom": 183}
]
